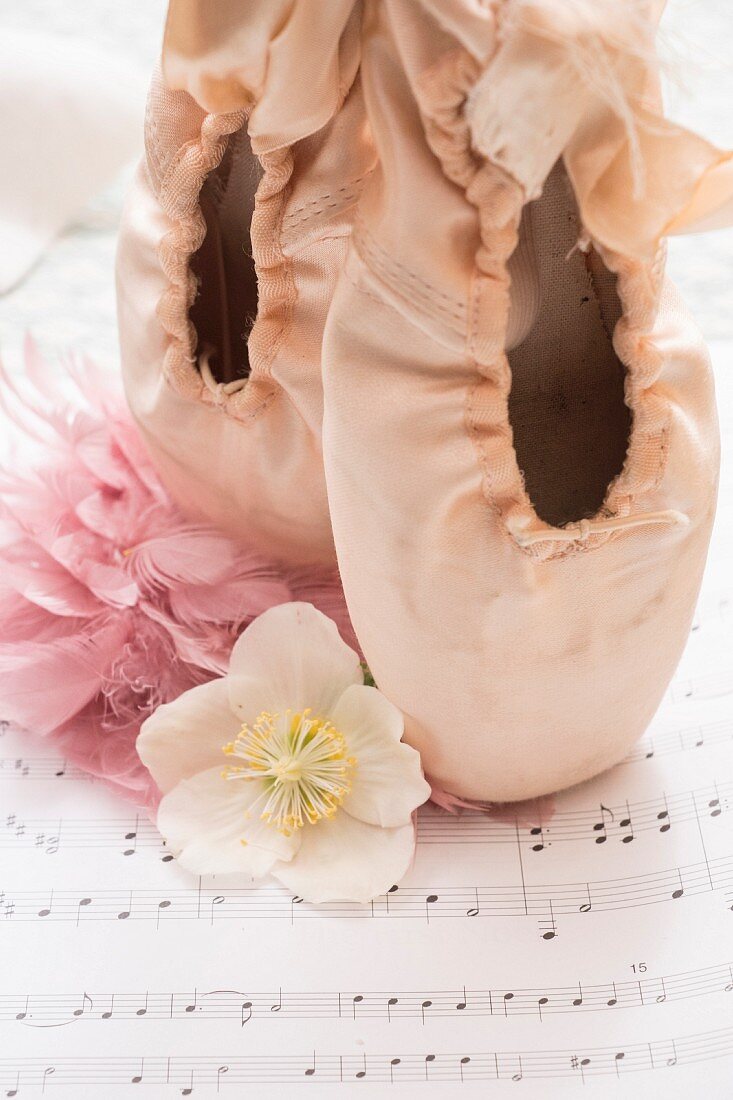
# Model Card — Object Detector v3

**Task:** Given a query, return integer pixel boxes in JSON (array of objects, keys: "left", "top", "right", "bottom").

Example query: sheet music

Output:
[{"left": 1, "top": 371, "right": 732, "bottom": 1099}]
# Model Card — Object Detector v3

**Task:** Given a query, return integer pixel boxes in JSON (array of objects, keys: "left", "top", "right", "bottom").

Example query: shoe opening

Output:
[
  {"left": 189, "top": 125, "right": 263, "bottom": 385},
  {"left": 507, "top": 161, "right": 631, "bottom": 529}
]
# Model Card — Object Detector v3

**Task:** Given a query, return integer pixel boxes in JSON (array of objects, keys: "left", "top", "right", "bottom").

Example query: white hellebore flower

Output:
[{"left": 137, "top": 603, "right": 430, "bottom": 904}]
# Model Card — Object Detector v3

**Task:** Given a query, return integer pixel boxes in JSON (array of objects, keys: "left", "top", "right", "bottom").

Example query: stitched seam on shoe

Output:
[
  {"left": 355, "top": 220, "right": 468, "bottom": 317},
  {"left": 282, "top": 189, "right": 366, "bottom": 233},
  {"left": 282, "top": 169, "right": 375, "bottom": 224},
  {"left": 351, "top": 226, "right": 467, "bottom": 336},
  {"left": 341, "top": 263, "right": 464, "bottom": 357}
]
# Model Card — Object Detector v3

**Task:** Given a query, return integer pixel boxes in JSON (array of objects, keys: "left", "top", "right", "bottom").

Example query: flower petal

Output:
[
  {"left": 227, "top": 602, "right": 362, "bottom": 722},
  {"left": 137, "top": 678, "right": 241, "bottom": 794},
  {"left": 332, "top": 685, "right": 431, "bottom": 828},
  {"left": 271, "top": 812, "right": 416, "bottom": 905},
  {"left": 157, "top": 767, "right": 300, "bottom": 877}
]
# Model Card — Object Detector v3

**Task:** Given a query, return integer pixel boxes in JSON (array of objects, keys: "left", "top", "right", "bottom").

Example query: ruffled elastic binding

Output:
[{"left": 415, "top": 16, "right": 672, "bottom": 561}]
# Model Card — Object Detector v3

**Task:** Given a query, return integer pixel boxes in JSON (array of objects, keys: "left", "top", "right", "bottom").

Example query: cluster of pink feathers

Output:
[{"left": 0, "top": 341, "right": 356, "bottom": 811}]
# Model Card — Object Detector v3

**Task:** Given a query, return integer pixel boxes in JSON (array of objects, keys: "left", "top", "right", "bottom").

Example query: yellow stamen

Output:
[{"left": 222, "top": 709, "right": 356, "bottom": 835}]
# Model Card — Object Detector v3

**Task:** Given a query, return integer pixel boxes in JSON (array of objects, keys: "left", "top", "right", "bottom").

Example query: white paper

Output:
[{"left": 1, "top": 375, "right": 733, "bottom": 1099}]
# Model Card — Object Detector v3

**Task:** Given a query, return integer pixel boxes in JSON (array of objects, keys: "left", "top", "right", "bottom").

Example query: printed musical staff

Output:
[
  {"left": 2, "top": 855, "right": 733, "bottom": 934},
  {"left": 669, "top": 666, "right": 733, "bottom": 703},
  {"left": 417, "top": 780, "right": 730, "bottom": 849},
  {"left": 0, "top": 813, "right": 166, "bottom": 859},
  {"left": 0, "top": 756, "right": 90, "bottom": 782},
  {"left": 8, "top": 961, "right": 729, "bottom": 1029},
  {"left": 0, "top": 1028, "right": 731, "bottom": 1087},
  {"left": 0, "top": 778, "right": 727, "bottom": 862},
  {"left": 624, "top": 718, "right": 733, "bottom": 763}
]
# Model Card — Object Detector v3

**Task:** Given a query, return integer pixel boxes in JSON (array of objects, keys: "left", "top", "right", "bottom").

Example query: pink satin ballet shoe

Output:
[
  {"left": 321, "top": 0, "right": 733, "bottom": 800},
  {"left": 116, "top": 3, "right": 374, "bottom": 564}
]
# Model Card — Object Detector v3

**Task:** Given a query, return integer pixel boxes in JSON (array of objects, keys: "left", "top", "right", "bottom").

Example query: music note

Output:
[
  {"left": 571, "top": 1055, "right": 591, "bottom": 1082},
  {"left": 15, "top": 995, "right": 29, "bottom": 1022},
  {"left": 240, "top": 1000, "right": 253, "bottom": 1027},
  {"left": 181, "top": 1069, "right": 194, "bottom": 1096},
  {"left": 709, "top": 786, "right": 722, "bottom": 817},
  {"left": 117, "top": 893, "right": 132, "bottom": 920},
  {"left": 72, "top": 991, "right": 93, "bottom": 1019},
  {"left": 389, "top": 1058, "right": 401, "bottom": 1084},
  {"left": 619, "top": 801, "right": 635, "bottom": 843},
  {"left": 606, "top": 982, "right": 618, "bottom": 1007},
  {"left": 571, "top": 983, "right": 584, "bottom": 1008},
  {"left": 466, "top": 888, "right": 480, "bottom": 917},
  {"left": 38, "top": 891, "right": 53, "bottom": 918},
  {"left": 185, "top": 991, "right": 198, "bottom": 1014},
  {"left": 101, "top": 995, "right": 115, "bottom": 1020},
  {"left": 6, "top": 1071, "right": 20, "bottom": 1097},
  {"left": 420, "top": 999, "right": 432, "bottom": 1024},
  {"left": 540, "top": 899, "right": 557, "bottom": 940},
  {"left": 41, "top": 1067, "right": 55, "bottom": 1093},
  {"left": 136, "top": 993, "right": 149, "bottom": 1017},
  {"left": 579, "top": 883, "right": 593, "bottom": 914},
  {"left": 355, "top": 1054, "right": 367, "bottom": 1080},
  {"left": 271, "top": 989, "right": 283, "bottom": 1014},
  {"left": 672, "top": 870, "right": 685, "bottom": 900},
  {"left": 386, "top": 996, "right": 398, "bottom": 1022},
  {"left": 304, "top": 1052, "right": 316, "bottom": 1077},
  {"left": 593, "top": 804, "right": 614, "bottom": 844},
  {"left": 425, "top": 893, "right": 438, "bottom": 923},
  {"left": 502, "top": 992, "right": 514, "bottom": 1017},
  {"left": 209, "top": 895, "right": 225, "bottom": 925},
  {"left": 456, "top": 987, "right": 467, "bottom": 1012},
  {"left": 131, "top": 1059, "right": 144, "bottom": 1084},
  {"left": 156, "top": 898, "right": 171, "bottom": 928},
  {"left": 511, "top": 1055, "right": 523, "bottom": 1082},
  {"left": 657, "top": 794, "right": 671, "bottom": 833},
  {"left": 424, "top": 1054, "right": 436, "bottom": 1080},
  {"left": 76, "top": 896, "right": 92, "bottom": 925},
  {"left": 290, "top": 896, "right": 304, "bottom": 923},
  {"left": 537, "top": 995, "right": 549, "bottom": 1022},
  {"left": 459, "top": 1055, "right": 471, "bottom": 1082},
  {"left": 614, "top": 1051, "right": 626, "bottom": 1077},
  {"left": 529, "top": 824, "right": 545, "bottom": 852},
  {"left": 216, "top": 1065, "right": 229, "bottom": 1091},
  {"left": 123, "top": 817, "right": 139, "bottom": 856}
]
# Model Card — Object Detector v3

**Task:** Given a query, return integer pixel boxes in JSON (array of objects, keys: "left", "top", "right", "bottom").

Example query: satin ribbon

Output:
[
  {"left": 467, "top": 0, "right": 733, "bottom": 259},
  {"left": 162, "top": 0, "right": 733, "bottom": 257}
]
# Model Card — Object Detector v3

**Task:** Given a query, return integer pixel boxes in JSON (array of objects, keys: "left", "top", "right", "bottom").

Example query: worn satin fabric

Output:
[
  {"left": 162, "top": 0, "right": 733, "bottom": 258},
  {"left": 118, "top": 0, "right": 730, "bottom": 798}
]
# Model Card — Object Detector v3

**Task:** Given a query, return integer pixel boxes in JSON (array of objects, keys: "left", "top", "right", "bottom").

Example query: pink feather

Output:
[
  {"left": 0, "top": 617, "right": 130, "bottom": 734},
  {"left": 0, "top": 345, "right": 358, "bottom": 811}
]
